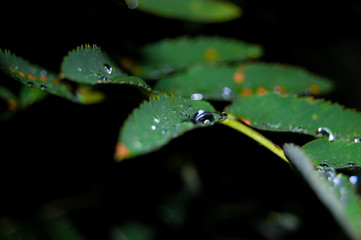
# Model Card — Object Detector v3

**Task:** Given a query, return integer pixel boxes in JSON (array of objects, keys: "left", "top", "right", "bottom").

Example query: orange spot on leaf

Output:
[
  {"left": 7, "top": 99, "right": 18, "bottom": 111},
  {"left": 241, "top": 88, "right": 253, "bottom": 97},
  {"left": 27, "top": 74, "right": 37, "bottom": 81},
  {"left": 204, "top": 48, "right": 218, "bottom": 61},
  {"left": 18, "top": 72, "right": 26, "bottom": 78},
  {"left": 309, "top": 84, "right": 321, "bottom": 94},
  {"left": 312, "top": 114, "right": 318, "bottom": 120},
  {"left": 114, "top": 142, "right": 130, "bottom": 162},
  {"left": 8, "top": 66, "right": 14, "bottom": 72},
  {"left": 256, "top": 87, "right": 267, "bottom": 95},
  {"left": 241, "top": 118, "right": 252, "bottom": 125},
  {"left": 120, "top": 57, "right": 133, "bottom": 69},
  {"left": 40, "top": 75, "right": 48, "bottom": 83},
  {"left": 233, "top": 70, "right": 245, "bottom": 84}
]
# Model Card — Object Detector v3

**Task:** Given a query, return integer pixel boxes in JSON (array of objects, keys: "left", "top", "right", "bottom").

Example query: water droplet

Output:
[
  {"left": 349, "top": 175, "right": 358, "bottom": 185},
  {"left": 104, "top": 64, "right": 112, "bottom": 74},
  {"left": 27, "top": 82, "right": 34, "bottom": 87},
  {"left": 348, "top": 162, "right": 357, "bottom": 167},
  {"left": 126, "top": 0, "right": 138, "bottom": 9},
  {"left": 319, "top": 160, "right": 329, "bottom": 168},
  {"left": 191, "top": 93, "right": 203, "bottom": 101},
  {"left": 97, "top": 74, "right": 110, "bottom": 83},
  {"left": 151, "top": 125, "right": 156, "bottom": 130},
  {"left": 191, "top": 110, "right": 216, "bottom": 125},
  {"left": 221, "top": 87, "right": 232, "bottom": 100},
  {"left": 40, "top": 84, "right": 47, "bottom": 91},
  {"left": 153, "top": 116, "right": 160, "bottom": 124},
  {"left": 161, "top": 130, "right": 166, "bottom": 135},
  {"left": 316, "top": 127, "right": 335, "bottom": 141},
  {"left": 353, "top": 137, "right": 361, "bottom": 143},
  {"left": 40, "top": 70, "right": 47, "bottom": 76},
  {"left": 77, "top": 67, "right": 82, "bottom": 72}
]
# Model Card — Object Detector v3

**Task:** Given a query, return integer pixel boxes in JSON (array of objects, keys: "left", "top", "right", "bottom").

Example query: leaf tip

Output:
[{"left": 114, "top": 142, "right": 130, "bottom": 162}]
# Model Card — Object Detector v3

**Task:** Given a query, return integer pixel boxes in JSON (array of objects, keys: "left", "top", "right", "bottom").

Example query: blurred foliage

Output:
[{"left": 1, "top": 0, "right": 361, "bottom": 239}]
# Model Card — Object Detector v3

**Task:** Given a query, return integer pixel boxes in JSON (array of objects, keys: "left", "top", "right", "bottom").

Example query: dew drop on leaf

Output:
[
  {"left": 40, "top": 84, "right": 47, "bottom": 91},
  {"left": 191, "top": 110, "right": 216, "bottom": 125},
  {"left": 349, "top": 175, "right": 358, "bottom": 185},
  {"left": 151, "top": 125, "right": 156, "bottom": 130},
  {"left": 103, "top": 64, "right": 112, "bottom": 74},
  {"left": 316, "top": 127, "right": 335, "bottom": 141},
  {"left": 191, "top": 93, "right": 203, "bottom": 100},
  {"left": 352, "top": 137, "right": 361, "bottom": 143}
]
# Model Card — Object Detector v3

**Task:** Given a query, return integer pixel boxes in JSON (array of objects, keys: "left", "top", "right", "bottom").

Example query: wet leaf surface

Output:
[
  {"left": 225, "top": 93, "right": 361, "bottom": 140},
  {"left": 154, "top": 63, "right": 333, "bottom": 100},
  {"left": 284, "top": 144, "right": 361, "bottom": 240},
  {"left": 116, "top": 95, "right": 226, "bottom": 160}
]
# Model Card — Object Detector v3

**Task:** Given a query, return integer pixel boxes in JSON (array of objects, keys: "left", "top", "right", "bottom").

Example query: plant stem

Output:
[{"left": 221, "top": 114, "right": 289, "bottom": 164}]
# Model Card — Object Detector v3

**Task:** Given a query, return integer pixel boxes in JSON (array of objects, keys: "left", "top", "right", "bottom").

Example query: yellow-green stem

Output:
[{"left": 221, "top": 114, "right": 289, "bottom": 164}]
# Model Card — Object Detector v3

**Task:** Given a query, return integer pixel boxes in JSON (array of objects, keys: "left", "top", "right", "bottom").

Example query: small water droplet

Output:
[
  {"left": 348, "top": 162, "right": 357, "bottom": 167},
  {"left": 27, "top": 82, "right": 34, "bottom": 87},
  {"left": 40, "top": 84, "right": 47, "bottom": 91},
  {"left": 97, "top": 74, "right": 110, "bottom": 83},
  {"left": 349, "top": 175, "right": 358, "bottom": 185},
  {"left": 126, "top": 0, "right": 138, "bottom": 9},
  {"left": 77, "top": 67, "right": 82, "bottom": 72},
  {"left": 221, "top": 87, "right": 232, "bottom": 99},
  {"left": 151, "top": 125, "right": 156, "bottom": 130},
  {"left": 104, "top": 64, "right": 112, "bottom": 74},
  {"left": 161, "top": 129, "right": 166, "bottom": 135},
  {"left": 191, "top": 93, "right": 203, "bottom": 100},
  {"left": 353, "top": 137, "right": 361, "bottom": 143},
  {"left": 319, "top": 160, "right": 329, "bottom": 168},
  {"left": 40, "top": 70, "right": 47, "bottom": 76},
  {"left": 153, "top": 116, "right": 160, "bottom": 124},
  {"left": 316, "top": 127, "right": 335, "bottom": 141}
]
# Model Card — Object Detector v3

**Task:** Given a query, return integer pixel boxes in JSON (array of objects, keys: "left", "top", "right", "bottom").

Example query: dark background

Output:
[{"left": 1, "top": 0, "right": 361, "bottom": 239}]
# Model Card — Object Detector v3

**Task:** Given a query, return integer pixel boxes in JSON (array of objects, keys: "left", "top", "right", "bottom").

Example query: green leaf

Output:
[
  {"left": 19, "top": 86, "right": 48, "bottom": 108},
  {"left": 61, "top": 45, "right": 151, "bottom": 91},
  {"left": 0, "top": 84, "right": 19, "bottom": 120},
  {"left": 302, "top": 139, "right": 361, "bottom": 170},
  {"left": 136, "top": 36, "right": 263, "bottom": 79},
  {"left": 284, "top": 144, "right": 361, "bottom": 240},
  {"left": 115, "top": 95, "right": 225, "bottom": 161},
  {"left": 225, "top": 93, "right": 361, "bottom": 140},
  {"left": 154, "top": 63, "right": 333, "bottom": 100},
  {"left": 0, "top": 49, "right": 77, "bottom": 102},
  {"left": 129, "top": 0, "right": 241, "bottom": 23}
]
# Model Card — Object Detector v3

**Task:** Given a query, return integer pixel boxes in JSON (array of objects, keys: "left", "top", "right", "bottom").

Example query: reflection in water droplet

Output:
[
  {"left": 191, "top": 110, "right": 215, "bottom": 125},
  {"left": 191, "top": 93, "right": 203, "bottom": 101},
  {"left": 126, "top": 0, "right": 138, "bottom": 9},
  {"left": 316, "top": 127, "right": 335, "bottom": 141},
  {"left": 151, "top": 125, "right": 156, "bottom": 130},
  {"left": 349, "top": 175, "right": 358, "bottom": 185},
  {"left": 104, "top": 64, "right": 112, "bottom": 74}
]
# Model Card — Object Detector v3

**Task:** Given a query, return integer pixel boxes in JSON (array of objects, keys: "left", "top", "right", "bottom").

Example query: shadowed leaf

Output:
[{"left": 302, "top": 139, "right": 361, "bottom": 170}]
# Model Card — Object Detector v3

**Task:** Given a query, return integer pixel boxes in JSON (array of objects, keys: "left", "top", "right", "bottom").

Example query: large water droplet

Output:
[
  {"left": 104, "top": 64, "right": 112, "bottom": 74},
  {"left": 191, "top": 110, "right": 215, "bottom": 125},
  {"left": 191, "top": 93, "right": 203, "bottom": 101},
  {"left": 316, "top": 127, "right": 335, "bottom": 141}
]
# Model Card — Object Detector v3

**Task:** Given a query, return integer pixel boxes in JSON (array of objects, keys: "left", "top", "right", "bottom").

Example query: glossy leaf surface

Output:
[
  {"left": 225, "top": 93, "right": 361, "bottom": 140},
  {"left": 131, "top": 0, "right": 241, "bottom": 23},
  {"left": 154, "top": 63, "right": 333, "bottom": 100},
  {"left": 302, "top": 139, "right": 361, "bottom": 170},
  {"left": 61, "top": 45, "right": 151, "bottom": 91},
  {"left": 0, "top": 49, "right": 76, "bottom": 102},
  {"left": 115, "top": 95, "right": 226, "bottom": 161},
  {"left": 135, "top": 37, "right": 263, "bottom": 79},
  {"left": 284, "top": 144, "right": 361, "bottom": 240}
]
